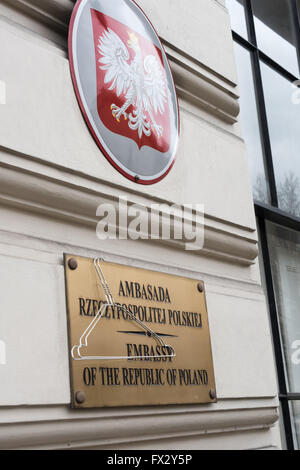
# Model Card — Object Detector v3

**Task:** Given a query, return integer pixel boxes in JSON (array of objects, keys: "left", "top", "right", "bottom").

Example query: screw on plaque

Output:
[
  {"left": 68, "top": 258, "right": 78, "bottom": 270},
  {"left": 75, "top": 391, "right": 86, "bottom": 404},
  {"left": 197, "top": 282, "right": 204, "bottom": 293},
  {"left": 209, "top": 389, "right": 216, "bottom": 400}
]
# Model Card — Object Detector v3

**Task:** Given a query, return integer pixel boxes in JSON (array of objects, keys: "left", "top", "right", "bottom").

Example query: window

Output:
[
  {"left": 227, "top": 0, "right": 300, "bottom": 450},
  {"left": 226, "top": 0, "right": 249, "bottom": 39},
  {"left": 233, "top": 42, "right": 269, "bottom": 203},
  {"left": 260, "top": 64, "right": 300, "bottom": 216},
  {"left": 252, "top": 0, "right": 299, "bottom": 76}
]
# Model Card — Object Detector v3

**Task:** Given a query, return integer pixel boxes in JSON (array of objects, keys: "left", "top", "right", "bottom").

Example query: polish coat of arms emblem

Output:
[{"left": 69, "top": 0, "right": 179, "bottom": 184}]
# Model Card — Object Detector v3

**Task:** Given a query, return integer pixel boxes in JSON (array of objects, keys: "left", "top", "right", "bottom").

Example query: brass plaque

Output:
[{"left": 64, "top": 254, "right": 216, "bottom": 408}]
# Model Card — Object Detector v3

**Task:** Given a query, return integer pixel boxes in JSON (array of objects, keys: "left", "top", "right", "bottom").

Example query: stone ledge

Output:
[{"left": 0, "top": 404, "right": 278, "bottom": 449}]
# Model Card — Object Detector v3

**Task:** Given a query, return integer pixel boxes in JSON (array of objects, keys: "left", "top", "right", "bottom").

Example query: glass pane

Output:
[
  {"left": 252, "top": 0, "right": 299, "bottom": 77},
  {"left": 279, "top": 403, "right": 288, "bottom": 450},
  {"left": 233, "top": 42, "right": 269, "bottom": 203},
  {"left": 226, "top": 0, "right": 248, "bottom": 39},
  {"left": 290, "top": 401, "right": 300, "bottom": 449},
  {"left": 260, "top": 62, "right": 300, "bottom": 217},
  {"left": 266, "top": 222, "right": 300, "bottom": 394}
]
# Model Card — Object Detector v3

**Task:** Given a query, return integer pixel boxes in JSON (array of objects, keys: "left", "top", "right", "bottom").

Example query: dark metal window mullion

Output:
[
  {"left": 290, "top": 0, "right": 300, "bottom": 74},
  {"left": 232, "top": 32, "right": 299, "bottom": 84},
  {"left": 245, "top": 0, "right": 257, "bottom": 46},
  {"left": 249, "top": 50, "right": 279, "bottom": 207},
  {"left": 257, "top": 215, "right": 294, "bottom": 450},
  {"left": 280, "top": 393, "right": 300, "bottom": 400},
  {"left": 281, "top": 398, "right": 296, "bottom": 449},
  {"left": 255, "top": 201, "right": 300, "bottom": 232},
  {"left": 259, "top": 49, "right": 300, "bottom": 83}
]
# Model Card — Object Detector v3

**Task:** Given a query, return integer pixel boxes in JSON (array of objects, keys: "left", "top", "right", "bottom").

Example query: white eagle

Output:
[{"left": 98, "top": 28, "right": 167, "bottom": 139}]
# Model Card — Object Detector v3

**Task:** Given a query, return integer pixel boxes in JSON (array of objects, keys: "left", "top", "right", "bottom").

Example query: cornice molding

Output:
[
  {"left": 0, "top": 146, "right": 258, "bottom": 266},
  {"left": 2, "top": 0, "right": 72, "bottom": 32},
  {"left": 1, "top": 0, "right": 240, "bottom": 124},
  {"left": 170, "top": 58, "right": 239, "bottom": 124},
  {"left": 0, "top": 404, "right": 278, "bottom": 449}
]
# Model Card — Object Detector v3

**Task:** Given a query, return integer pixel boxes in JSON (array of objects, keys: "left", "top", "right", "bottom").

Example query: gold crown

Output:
[{"left": 127, "top": 31, "right": 139, "bottom": 45}]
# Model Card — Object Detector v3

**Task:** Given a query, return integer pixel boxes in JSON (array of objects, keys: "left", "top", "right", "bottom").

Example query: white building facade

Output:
[{"left": 0, "top": 0, "right": 282, "bottom": 450}]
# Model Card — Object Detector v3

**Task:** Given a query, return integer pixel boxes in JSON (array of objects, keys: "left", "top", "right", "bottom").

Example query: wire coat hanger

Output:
[{"left": 71, "top": 257, "right": 176, "bottom": 361}]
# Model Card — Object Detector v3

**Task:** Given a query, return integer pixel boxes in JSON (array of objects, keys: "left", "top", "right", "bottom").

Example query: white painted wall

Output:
[
  {"left": 0, "top": 341, "right": 6, "bottom": 365},
  {"left": 0, "top": 0, "right": 281, "bottom": 450}
]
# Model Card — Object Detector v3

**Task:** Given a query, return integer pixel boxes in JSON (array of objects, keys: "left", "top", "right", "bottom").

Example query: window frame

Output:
[{"left": 228, "top": 0, "right": 300, "bottom": 450}]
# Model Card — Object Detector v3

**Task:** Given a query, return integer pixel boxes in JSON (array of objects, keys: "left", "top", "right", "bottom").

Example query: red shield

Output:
[{"left": 91, "top": 9, "right": 171, "bottom": 152}]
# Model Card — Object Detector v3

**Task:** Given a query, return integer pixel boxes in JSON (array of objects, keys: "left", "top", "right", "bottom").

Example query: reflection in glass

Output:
[
  {"left": 260, "top": 62, "right": 300, "bottom": 217},
  {"left": 233, "top": 42, "right": 269, "bottom": 203},
  {"left": 290, "top": 401, "right": 300, "bottom": 449},
  {"left": 266, "top": 223, "right": 300, "bottom": 394},
  {"left": 226, "top": 0, "right": 248, "bottom": 39},
  {"left": 252, "top": 0, "right": 299, "bottom": 77},
  {"left": 279, "top": 403, "right": 288, "bottom": 450}
]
